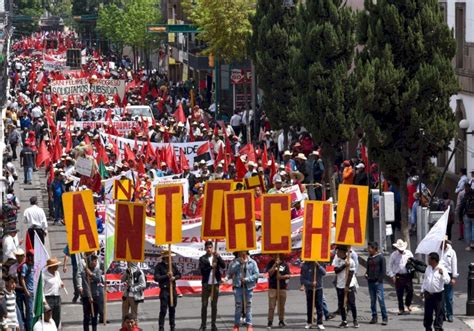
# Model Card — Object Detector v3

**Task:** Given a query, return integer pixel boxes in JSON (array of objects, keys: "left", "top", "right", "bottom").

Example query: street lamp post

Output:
[{"left": 429, "top": 119, "right": 471, "bottom": 206}]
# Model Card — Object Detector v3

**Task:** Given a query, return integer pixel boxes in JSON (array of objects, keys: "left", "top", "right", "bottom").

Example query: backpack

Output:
[
  {"left": 9, "top": 131, "right": 18, "bottom": 145},
  {"left": 465, "top": 193, "right": 474, "bottom": 218}
]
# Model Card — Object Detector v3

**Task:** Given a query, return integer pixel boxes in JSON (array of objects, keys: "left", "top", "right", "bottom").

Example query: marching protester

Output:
[
  {"left": 365, "top": 241, "right": 388, "bottom": 325},
  {"left": 78, "top": 254, "right": 103, "bottom": 331},
  {"left": 3, "top": 275, "right": 20, "bottom": 331},
  {"left": 388, "top": 239, "right": 414, "bottom": 315},
  {"left": 43, "top": 257, "right": 64, "bottom": 329},
  {"left": 32, "top": 304, "right": 57, "bottom": 331},
  {"left": 199, "top": 241, "right": 226, "bottom": 331},
  {"left": 301, "top": 260, "right": 327, "bottom": 330},
  {"left": 422, "top": 252, "right": 451, "bottom": 331},
  {"left": 17, "top": 250, "right": 34, "bottom": 331},
  {"left": 228, "top": 251, "right": 259, "bottom": 331},
  {"left": 121, "top": 262, "right": 146, "bottom": 322},
  {"left": 154, "top": 250, "right": 181, "bottom": 331},
  {"left": 23, "top": 196, "right": 48, "bottom": 247},
  {"left": 264, "top": 254, "right": 291, "bottom": 329},
  {"left": 19, "top": 142, "right": 34, "bottom": 185},
  {"left": 332, "top": 245, "right": 359, "bottom": 328},
  {"left": 460, "top": 182, "right": 474, "bottom": 251},
  {"left": 439, "top": 238, "right": 458, "bottom": 323}
]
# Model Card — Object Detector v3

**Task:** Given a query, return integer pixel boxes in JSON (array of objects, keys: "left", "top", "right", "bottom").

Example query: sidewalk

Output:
[{"left": 12, "top": 158, "right": 473, "bottom": 331}]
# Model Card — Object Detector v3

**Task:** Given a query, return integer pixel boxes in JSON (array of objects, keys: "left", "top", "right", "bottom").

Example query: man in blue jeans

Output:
[
  {"left": 228, "top": 251, "right": 259, "bottom": 331},
  {"left": 50, "top": 172, "right": 65, "bottom": 225},
  {"left": 439, "top": 239, "right": 458, "bottom": 323},
  {"left": 17, "top": 250, "right": 34, "bottom": 331},
  {"left": 20, "top": 142, "right": 34, "bottom": 184},
  {"left": 366, "top": 241, "right": 388, "bottom": 325},
  {"left": 301, "top": 261, "right": 327, "bottom": 329}
]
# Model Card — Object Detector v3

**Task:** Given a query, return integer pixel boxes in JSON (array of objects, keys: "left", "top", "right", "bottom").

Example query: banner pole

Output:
[
  {"left": 344, "top": 246, "right": 351, "bottom": 309},
  {"left": 276, "top": 254, "right": 280, "bottom": 317},
  {"left": 103, "top": 206, "right": 108, "bottom": 326},
  {"left": 241, "top": 253, "right": 246, "bottom": 320},
  {"left": 312, "top": 263, "right": 317, "bottom": 326},
  {"left": 210, "top": 239, "right": 218, "bottom": 302},
  {"left": 84, "top": 255, "right": 95, "bottom": 317},
  {"left": 168, "top": 244, "right": 174, "bottom": 307}
]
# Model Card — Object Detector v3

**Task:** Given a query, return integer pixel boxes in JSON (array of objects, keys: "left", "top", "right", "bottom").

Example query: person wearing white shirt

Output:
[
  {"left": 33, "top": 304, "right": 58, "bottom": 331},
  {"left": 332, "top": 246, "right": 359, "bottom": 328},
  {"left": 230, "top": 112, "right": 242, "bottom": 136},
  {"left": 23, "top": 196, "right": 48, "bottom": 247},
  {"left": 422, "top": 252, "right": 450, "bottom": 331},
  {"left": 439, "top": 240, "right": 458, "bottom": 323},
  {"left": 387, "top": 239, "right": 414, "bottom": 315},
  {"left": 455, "top": 168, "right": 468, "bottom": 194},
  {"left": 2, "top": 228, "right": 20, "bottom": 261},
  {"left": 43, "top": 258, "right": 64, "bottom": 329}
]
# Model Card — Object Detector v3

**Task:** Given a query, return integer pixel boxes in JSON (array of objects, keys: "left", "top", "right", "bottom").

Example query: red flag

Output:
[
  {"left": 96, "top": 140, "right": 109, "bottom": 164},
  {"left": 270, "top": 154, "right": 277, "bottom": 183},
  {"left": 137, "top": 158, "right": 145, "bottom": 175},
  {"left": 104, "top": 108, "right": 112, "bottom": 121},
  {"left": 124, "top": 144, "right": 135, "bottom": 161},
  {"left": 65, "top": 131, "right": 72, "bottom": 153},
  {"left": 25, "top": 231, "right": 33, "bottom": 253},
  {"left": 36, "top": 140, "right": 51, "bottom": 168},
  {"left": 235, "top": 156, "right": 247, "bottom": 179},
  {"left": 173, "top": 102, "right": 186, "bottom": 123},
  {"left": 239, "top": 144, "right": 256, "bottom": 163},
  {"left": 262, "top": 144, "right": 269, "bottom": 170},
  {"left": 84, "top": 134, "right": 91, "bottom": 146},
  {"left": 165, "top": 144, "right": 179, "bottom": 174},
  {"left": 154, "top": 146, "right": 161, "bottom": 165},
  {"left": 215, "top": 145, "right": 225, "bottom": 168},
  {"left": 188, "top": 120, "right": 195, "bottom": 142},
  {"left": 145, "top": 138, "right": 155, "bottom": 161},
  {"left": 51, "top": 135, "right": 62, "bottom": 163},
  {"left": 213, "top": 124, "right": 219, "bottom": 137},
  {"left": 179, "top": 148, "right": 189, "bottom": 171}
]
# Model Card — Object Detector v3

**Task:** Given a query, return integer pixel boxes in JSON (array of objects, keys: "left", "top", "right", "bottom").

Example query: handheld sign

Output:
[
  {"left": 335, "top": 184, "right": 369, "bottom": 246},
  {"left": 261, "top": 194, "right": 291, "bottom": 253},
  {"left": 113, "top": 179, "right": 133, "bottom": 201},
  {"left": 62, "top": 190, "right": 99, "bottom": 254},
  {"left": 302, "top": 201, "right": 332, "bottom": 261},
  {"left": 201, "top": 180, "right": 233, "bottom": 239},
  {"left": 224, "top": 190, "right": 256, "bottom": 252},
  {"left": 155, "top": 184, "right": 183, "bottom": 245},
  {"left": 114, "top": 202, "right": 146, "bottom": 262}
]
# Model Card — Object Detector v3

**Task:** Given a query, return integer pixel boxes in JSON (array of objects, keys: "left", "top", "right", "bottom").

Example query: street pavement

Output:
[{"left": 12, "top": 157, "right": 474, "bottom": 331}]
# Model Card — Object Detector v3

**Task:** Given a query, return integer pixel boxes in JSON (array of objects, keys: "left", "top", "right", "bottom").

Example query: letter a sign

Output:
[
  {"left": 62, "top": 190, "right": 99, "bottom": 254},
  {"left": 335, "top": 184, "right": 369, "bottom": 246}
]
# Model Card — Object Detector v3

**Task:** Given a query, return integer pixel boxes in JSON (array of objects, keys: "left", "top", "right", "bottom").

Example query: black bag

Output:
[{"left": 406, "top": 257, "right": 427, "bottom": 277}]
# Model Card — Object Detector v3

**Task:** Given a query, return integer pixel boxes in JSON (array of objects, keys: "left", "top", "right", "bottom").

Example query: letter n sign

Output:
[
  {"left": 335, "top": 184, "right": 369, "bottom": 246},
  {"left": 115, "top": 202, "right": 146, "bottom": 262}
]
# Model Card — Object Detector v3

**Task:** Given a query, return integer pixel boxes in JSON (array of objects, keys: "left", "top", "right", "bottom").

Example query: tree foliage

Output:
[
  {"left": 184, "top": 0, "right": 256, "bottom": 63},
  {"left": 250, "top": 0, "right": 297, "bottom": 135},
  {"left": 15, "top": 0, "right": 43, "bottom": 36},
  {"left": 97, "top": 0, "right": 161, "bottom": 51},
  {"left": 290, "top": 1, "right": 355, "bottom": 162},
  {"left": 355, "top": 0, "right": 458, "bottom": 239}
]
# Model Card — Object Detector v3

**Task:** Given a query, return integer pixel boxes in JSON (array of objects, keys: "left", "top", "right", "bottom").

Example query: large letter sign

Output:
[
  {"left": 302, "top": 201, "right": 332, "bottom": 261},
  {"left": 335, "top": 184, "right": 369, "bottom": 246},
  {"left": 115, "top": 202, "right": 146, "bottom": 262},
  {"left": 261, "top": 194, "right": 291, "bottom": 253},
  {"left": 155, "top": 184, "right": 182, "bottom": 245},
  {"left": 62, "top": 190, "right": 99, "bottom": 253},
  {"left": 113, "top": 179, "right": 133, "bottom": 201},
  {"left": 201, "top": 180, "right": 233, "bottom": 239},
  {"left": 224, "top": 190, "right": 256, "bottom": 252}
]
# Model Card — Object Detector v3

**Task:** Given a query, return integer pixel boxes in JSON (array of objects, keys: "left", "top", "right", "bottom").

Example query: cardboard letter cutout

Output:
[
  {"left": 302, "top": 201, "right": 332, "bottom": 261},
  {"left": 224, "top": 190, "right": 256, "bottom": 252},
  {"left": 155, "top": 184, "right": 182, "bottom": 245},
  {"left": 115, "top": 202, "right": 146, "bottom": 261},
  {"left": 201, "top": 180, "right": 233, "bottom": 239},
  {"left": 261, "top": 194, "right": 291, "bottom": 253}
]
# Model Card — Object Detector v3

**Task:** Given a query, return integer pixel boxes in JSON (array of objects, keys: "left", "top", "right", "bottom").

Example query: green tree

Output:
[
  {"left": 250, "top": 0, "right": 298, "bottom": 149},
  {"left": 355, "top": 0, "right": 458, "bottom": 242},
  {"left": 14, "top": 0, "right": 43, "bottom": 36},
  {"left": 97, "top": 0, "right": 161, "bottom": 68},
  {"left": 184, "top": 0, "right": 256, "bottom": 63},
  {"left": 290, "top": 0, "right": 355, "bottom": 193}
]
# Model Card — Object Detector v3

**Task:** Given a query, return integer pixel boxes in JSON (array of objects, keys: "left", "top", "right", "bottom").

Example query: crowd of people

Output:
[{"left": 0, "top": 30, "right": 465, "bottom": 331}]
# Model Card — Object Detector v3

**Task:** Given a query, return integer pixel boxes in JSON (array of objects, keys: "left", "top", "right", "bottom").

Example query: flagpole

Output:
[
  {"left": 210, "top": 239, "right": 218, "bottom": 302},
  {"left": 103, "top": 203, "right": 108, "bottom": 326},
  {"left": 168, "top": 244, "right": 174, "bottom": 307}
]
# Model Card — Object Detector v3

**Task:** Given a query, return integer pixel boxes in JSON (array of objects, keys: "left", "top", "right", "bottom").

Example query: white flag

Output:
[
  {"left": 415, "top": 207, "right": 449, "bottom": 255},
  {"left": 33, "top": 232, "right": 49, "bottom": 294}
]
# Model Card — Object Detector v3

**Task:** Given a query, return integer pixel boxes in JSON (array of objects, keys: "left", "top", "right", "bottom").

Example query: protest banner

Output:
[
  {"left": 152, "top": 177, "right": 189, "bottom": 203},
  {"left": 114, "top": 202, "right": 146, "bottom": 262},
  {"left": 62, "top": 190, "right": 99, "bottom": 254},
  {"left": 75, "top": 156, "right": 93, "bottom": 177},
  {"left": 113, "top": 179, "right": 133, "bottom": 201},
  {"left": 224, "top": 190, "right": 256, "bottom": 252},
  {"left": 301, "top": 201, "right": 332, "bottom": 261},
  {"left": 335, "top": 184, "right": 369, "bottom": 246},
  {"left": 43, "top": 53, "right": 66, "bottom": 70},
  {"left": 91, "top": 79, "right": 126, "bottom": 99},
  {"left": 57, "top": 120, "right": 134, "bottom": 135},
  {"left": 155, "top": 184, "right": 183, "bottom": 245},
  {"left": 100, "top": 132, "right": 209, "bottom": 166},
  {"left": 261, "top": 194, "right": 291, "bottom": 253},
  {"left": 201, "top": 180, "right": 233, "bottom": 239},
  {"left": 51, "top": 78, "right": 90, "bottom": 97},
  {"left": 245, "top": 175, "right": 264, "bottom": 190}
]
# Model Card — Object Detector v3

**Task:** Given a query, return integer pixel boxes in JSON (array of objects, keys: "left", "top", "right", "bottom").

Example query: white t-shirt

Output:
[
  {"left": 33, "top": 319, "right": 58, "bottom": 331},
  {"left": 332, "top": 256, "right": 357, "bottom": 289},
  {"left": 43, "top": 270, "right": 62, "bottom": 296}
]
